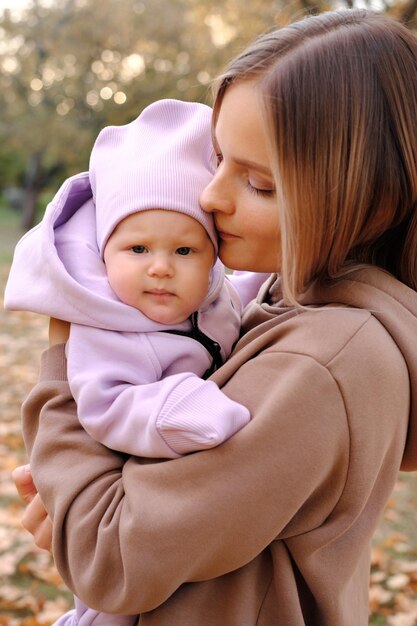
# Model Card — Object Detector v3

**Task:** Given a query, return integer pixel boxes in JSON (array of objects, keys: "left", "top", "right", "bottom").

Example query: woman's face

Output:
[{"left": 200, "top": 81, "right": 281, "bottom": 273}]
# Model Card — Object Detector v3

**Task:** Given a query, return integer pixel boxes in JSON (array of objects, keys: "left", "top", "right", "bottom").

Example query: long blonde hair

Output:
[{"left": 213, "top": 10, "right": 417, "bottom": 303}]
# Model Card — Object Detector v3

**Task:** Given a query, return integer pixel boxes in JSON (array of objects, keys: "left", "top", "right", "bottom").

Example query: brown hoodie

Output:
[{"left": 22, "top": 267, "right": 417, "bottom": 626}]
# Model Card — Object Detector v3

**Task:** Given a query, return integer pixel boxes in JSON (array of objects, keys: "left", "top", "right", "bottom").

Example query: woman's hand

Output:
[
  {"left": 12, "top": 465, "right": 52, "bottom": 551},
  {"left": 12, "top": 319, "right": 67, "bottom": 550},
  {"left": 49, "top": 317, "right": 70, "bottom": 346}
]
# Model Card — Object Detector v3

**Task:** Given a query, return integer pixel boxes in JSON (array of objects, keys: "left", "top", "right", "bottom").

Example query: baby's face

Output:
[{"left": 103, "top": 209, "right": 215, "bottom": 324}]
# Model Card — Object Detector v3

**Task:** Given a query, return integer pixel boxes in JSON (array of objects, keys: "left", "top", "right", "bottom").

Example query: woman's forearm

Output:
[{"left": 24, "top": 345, "right": 348, "bottom": 615}]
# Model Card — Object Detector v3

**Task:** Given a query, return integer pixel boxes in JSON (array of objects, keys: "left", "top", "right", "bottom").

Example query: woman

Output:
[{"left": 13, "top": 8, "right": 417, "bottom": 625}]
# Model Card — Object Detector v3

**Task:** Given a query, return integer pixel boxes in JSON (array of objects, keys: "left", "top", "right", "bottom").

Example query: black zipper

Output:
[{"left": 159, "top": 311, "right": 223, "bottom": 379}]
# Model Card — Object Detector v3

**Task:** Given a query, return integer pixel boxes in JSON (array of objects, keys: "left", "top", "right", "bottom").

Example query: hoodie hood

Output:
[
  {"left": 300, "top": 269, "right": 417, "bottom": 471},
  {"left": 90, "top": 99, "right": 217, "bottom": 257},
  {"left": 4, "top": 172, "right": 226, "bottom": 334}
]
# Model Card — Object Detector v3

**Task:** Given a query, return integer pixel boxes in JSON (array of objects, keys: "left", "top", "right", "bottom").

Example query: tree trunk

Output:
[
  {"left": 21, "top": 152, "right": 43, "bottom": 231},
  {"left": 21, "top": 186, "right": 39, "bottom": 232}
]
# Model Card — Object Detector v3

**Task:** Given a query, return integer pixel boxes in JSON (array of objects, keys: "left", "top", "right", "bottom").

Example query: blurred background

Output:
[
  {"left": 1, "top": 0, "right": 417, "bottom": 235},
  {"left": 1, "top": 0, "right": 417, "bottom": 624}
]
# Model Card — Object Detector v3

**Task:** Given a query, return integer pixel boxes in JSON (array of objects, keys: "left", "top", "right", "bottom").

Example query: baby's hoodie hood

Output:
[
  {"left": 5, "top": 99, "right": 240, "bottom": 340},
  {"left": 299, "top": 268, "right": 417, "bottom": 472},
  {"left": 3, "top": 172, "right": 228, "bottom": 335}
]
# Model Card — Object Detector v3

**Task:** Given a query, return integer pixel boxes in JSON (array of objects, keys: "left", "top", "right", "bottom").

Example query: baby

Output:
[{"left": 5, "top": 99, "right": 268, "bottom": 625}]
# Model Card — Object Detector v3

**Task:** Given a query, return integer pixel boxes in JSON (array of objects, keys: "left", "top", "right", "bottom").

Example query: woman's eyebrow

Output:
[
  {"left": 212, "top": 132, "right": 273, "bottom": 176},
  {"left": 234, "top": 158, "right": 273, "bottom": 176}
]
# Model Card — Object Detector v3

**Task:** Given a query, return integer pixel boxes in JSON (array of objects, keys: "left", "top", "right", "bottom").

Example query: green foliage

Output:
[
  {"left": 0, "top": 0, "right": 416, "bottom": 227},
  {"left": 0, "top": 147, "right": 25, "bottom": 190},
  {"left": 0, "top": 0, "right": 280, "bottom": 183}
]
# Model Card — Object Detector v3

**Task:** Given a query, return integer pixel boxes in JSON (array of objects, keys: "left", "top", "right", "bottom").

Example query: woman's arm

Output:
[
  {"left": 25, "top": 343, "right": 349, "bottom": 615},
  {"left": 12, "top": 317, "right": 69, "bottom": 551}
]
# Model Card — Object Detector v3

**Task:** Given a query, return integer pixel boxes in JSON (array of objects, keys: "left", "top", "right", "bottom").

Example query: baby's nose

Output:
[{"left": 147, "top": 255, "right": 174, "bottom": 277}]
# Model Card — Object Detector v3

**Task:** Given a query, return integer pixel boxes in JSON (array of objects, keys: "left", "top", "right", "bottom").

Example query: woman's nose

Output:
[{"left": 200, "top": 171, "right": 234, "bottom": 215}]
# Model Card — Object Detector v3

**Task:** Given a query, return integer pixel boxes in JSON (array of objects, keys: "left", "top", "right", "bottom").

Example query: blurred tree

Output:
[
  {"left": 0, "top": 0, "right": 416, "bottom": 230},
  {"left": 0, "top": 0, "right": 283, "bottom": 228}
]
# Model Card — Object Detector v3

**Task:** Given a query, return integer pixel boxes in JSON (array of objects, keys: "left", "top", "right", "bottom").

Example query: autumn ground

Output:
[
  {"left": 1, "top": 212, "right": 417, "bottom": 625},
  {"left": 0, "top": 213, "right": 73, "bottom": 626}
]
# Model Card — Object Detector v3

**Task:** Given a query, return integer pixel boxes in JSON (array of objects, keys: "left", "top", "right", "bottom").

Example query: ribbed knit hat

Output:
[{"left": 89, "top": 99, "right": 217, "bottom": 257}]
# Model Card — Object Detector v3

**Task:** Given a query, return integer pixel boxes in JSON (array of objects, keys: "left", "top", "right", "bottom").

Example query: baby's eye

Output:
[
  {"left": 131, "top": 245, "right": 147, "bottom": 254},
  {"left": 176, "top": 247, "right": 192, "bottom": 256}
]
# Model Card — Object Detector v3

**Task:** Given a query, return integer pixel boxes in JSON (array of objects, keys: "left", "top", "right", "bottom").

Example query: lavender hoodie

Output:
[{"left": 4, "top": 172, "right": 270, "bottom": 458}]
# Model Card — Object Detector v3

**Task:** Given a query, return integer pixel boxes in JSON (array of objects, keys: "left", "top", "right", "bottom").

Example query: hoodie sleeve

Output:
[
  {"left": 52, "top": 597, "right": 136, "bottom": 626},
  {"left": 24, "top": 343, "right": 349, "bottom": 615},
  {"left": 67, "top": 325, "right": 250, "bottom": 458}
]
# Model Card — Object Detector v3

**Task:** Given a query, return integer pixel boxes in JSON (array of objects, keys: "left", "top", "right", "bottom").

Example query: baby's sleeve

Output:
[
  {"left": 52, "top": 596, "right": 136, "bottom": 626},
  {"left": 67, "top": 325, "right": 250, "bottom": 458}
]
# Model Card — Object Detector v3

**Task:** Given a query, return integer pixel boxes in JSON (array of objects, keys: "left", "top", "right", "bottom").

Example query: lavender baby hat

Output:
[{"left": 89, "top": 99, "right": 217, "bottom": 256}]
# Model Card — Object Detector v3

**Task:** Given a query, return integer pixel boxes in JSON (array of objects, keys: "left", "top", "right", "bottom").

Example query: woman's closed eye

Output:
[
  {"left": 215, "top": 149, "right": 275, "bottom": 197},
  {"left": 246, "top": 179, "right": 275, "bottom": 197}
]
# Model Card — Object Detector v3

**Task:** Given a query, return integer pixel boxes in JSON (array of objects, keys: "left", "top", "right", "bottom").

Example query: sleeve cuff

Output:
[{"left": 39, "top": 344, "right": 68, "bottom": 382}]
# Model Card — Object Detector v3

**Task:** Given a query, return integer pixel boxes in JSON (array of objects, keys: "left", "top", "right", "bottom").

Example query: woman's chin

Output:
[
  {"left": 219, "top": 250, "right": 275, "bottom": 273},
  {"left": 218, "top": 243, "right": 246, "bottom": 271}
]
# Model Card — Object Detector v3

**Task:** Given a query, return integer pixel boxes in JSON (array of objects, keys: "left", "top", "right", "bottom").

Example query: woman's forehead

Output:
[{"left": 214, "top": 82, "right": 273, "bottom": 174}]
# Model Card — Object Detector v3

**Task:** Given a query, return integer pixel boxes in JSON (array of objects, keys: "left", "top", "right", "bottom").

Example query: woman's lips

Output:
[{"left": 217, "top": 230, "right": 239, "bottom": 240}]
